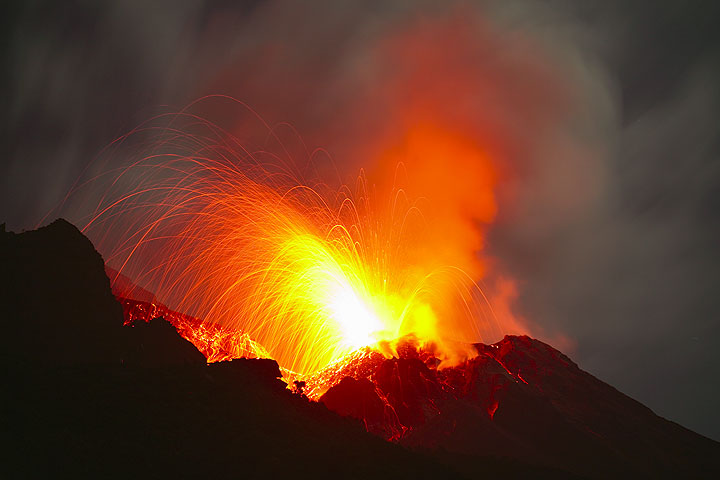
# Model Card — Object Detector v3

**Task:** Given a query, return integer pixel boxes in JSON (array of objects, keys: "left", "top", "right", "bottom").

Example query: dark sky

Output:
[{"left": 3, "top": 0, "right": 720, "bottom": 441}]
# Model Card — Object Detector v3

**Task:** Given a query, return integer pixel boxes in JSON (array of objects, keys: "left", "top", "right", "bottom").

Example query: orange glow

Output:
[
  {"left": 85, "top": 107, "right": 522, "bottom": 378},
  {"left": 368, "top": 123, "right": 502, "bottom": 346}
]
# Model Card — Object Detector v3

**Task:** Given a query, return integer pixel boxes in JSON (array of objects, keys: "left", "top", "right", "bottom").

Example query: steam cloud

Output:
[{"left": 4, "top": 0, "right": 720, "bottom": 440}]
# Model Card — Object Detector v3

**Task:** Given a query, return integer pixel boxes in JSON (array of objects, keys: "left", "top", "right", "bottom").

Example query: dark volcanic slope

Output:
[
  {"left": 4, "top": 218, "right": 718, "bottom": 479},
  {"left": 1, "top": 220, "right": 464, "bottom": 479}
]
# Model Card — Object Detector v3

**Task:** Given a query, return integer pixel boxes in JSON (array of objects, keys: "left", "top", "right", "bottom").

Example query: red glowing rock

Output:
[{"left": 312, "top": 336, "right": 720, "bottom": 477}]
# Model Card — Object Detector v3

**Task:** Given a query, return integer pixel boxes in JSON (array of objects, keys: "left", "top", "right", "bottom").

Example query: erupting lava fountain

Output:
[{"left": 75, "top": 99, "right": 524, "bottom": 380}]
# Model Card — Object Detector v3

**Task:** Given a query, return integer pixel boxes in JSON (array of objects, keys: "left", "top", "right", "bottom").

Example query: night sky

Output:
[{"left": 4, "top": 1, "right": 720, "bottom": 441}]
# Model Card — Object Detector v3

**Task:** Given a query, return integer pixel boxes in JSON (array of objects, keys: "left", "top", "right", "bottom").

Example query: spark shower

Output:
[{"left": 74, "top": 98, "right": 523, "bottom": 377}]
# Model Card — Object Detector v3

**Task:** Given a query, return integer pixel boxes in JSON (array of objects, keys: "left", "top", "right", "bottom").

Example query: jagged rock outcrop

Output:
[{"left": 1, "top": 218, "right": 127, "bottom": 365}]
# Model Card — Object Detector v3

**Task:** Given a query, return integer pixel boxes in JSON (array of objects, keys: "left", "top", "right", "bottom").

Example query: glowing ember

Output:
[{"left": 84, "top": 108, "right": 516, "bottom": 378}]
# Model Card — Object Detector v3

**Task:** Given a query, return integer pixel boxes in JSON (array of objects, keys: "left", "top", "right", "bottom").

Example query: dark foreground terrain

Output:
[{"left": 3, "top": 219, "right": 719, "bottom": 478}]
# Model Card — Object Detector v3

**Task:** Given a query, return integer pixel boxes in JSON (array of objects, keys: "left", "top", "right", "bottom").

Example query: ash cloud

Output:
[{"left": 3, "top": 0, "right": 720, "bottom": 440}]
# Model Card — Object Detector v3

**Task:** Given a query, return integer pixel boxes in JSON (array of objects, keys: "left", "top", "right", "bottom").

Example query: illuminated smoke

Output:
[{"left": 82, "top": 108, "right": 507, "bottom": 375}]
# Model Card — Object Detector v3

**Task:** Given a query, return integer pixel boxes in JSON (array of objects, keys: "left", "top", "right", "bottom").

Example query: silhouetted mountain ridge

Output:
[
  {"left": 0, "top": 218, "right": 561, "bottom": 478},
  {"left": 3, "top": 218, "right": 719, "bottom": 478}
]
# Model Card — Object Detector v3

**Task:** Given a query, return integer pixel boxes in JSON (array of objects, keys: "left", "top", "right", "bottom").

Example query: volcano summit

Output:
[{"left": 3, "top": 219, "right": 719, "bottom": 478}]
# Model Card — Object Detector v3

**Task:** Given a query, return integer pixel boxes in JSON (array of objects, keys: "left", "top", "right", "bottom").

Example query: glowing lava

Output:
[{"left": 83, "top": 111, "right": 512, "bottom": 378}]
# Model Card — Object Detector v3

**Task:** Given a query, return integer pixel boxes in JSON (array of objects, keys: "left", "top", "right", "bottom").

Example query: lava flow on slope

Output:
[{"left": 117, "top": 295, "right": 270, "bottom": 364}]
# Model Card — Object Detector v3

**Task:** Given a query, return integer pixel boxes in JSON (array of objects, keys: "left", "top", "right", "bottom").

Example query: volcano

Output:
[{"left": 3, "top": 219, "right": 719, "bottom": 479}]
